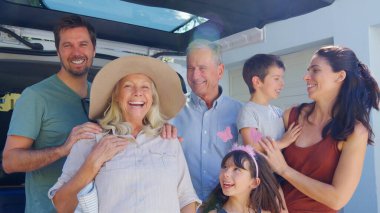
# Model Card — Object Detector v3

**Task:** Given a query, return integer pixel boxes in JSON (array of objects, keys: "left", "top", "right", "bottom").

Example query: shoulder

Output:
[
  {"left": 72, "top": 136, "right": 98, "bottom": 152},
  {"left": 283, "top": 107, "right": 293, "bottom": 120},
  {"left": 221, "top": 95, "right": 243, "bottom": 108},
  {"left": 348, "top": 122, "right": 369, "bottom": 142},
  {"left": 239, "top": 102, "right": 259, "bottom": 115},
  {"left": 153, "top": 135, "right": 181, "bottom": 153},
  {"left": 21, "top": 76, "right": 57, "bottom": 99},
  {"left": 342, "top": 122, "right": 369, "bottom": 150},
  {"left": 270, "top": 104, "right": 284, "bottom": 115},
  {"left": 283, "top": 104, "right": 304, "bottom": 127},
  {"left": 28, "top": 75, "right": 56, "bottom": 91}
]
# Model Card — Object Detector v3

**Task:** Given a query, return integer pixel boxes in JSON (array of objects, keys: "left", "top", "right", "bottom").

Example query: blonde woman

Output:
[{"left": 48, "top": 56, "right": 200, "bottom": 212}]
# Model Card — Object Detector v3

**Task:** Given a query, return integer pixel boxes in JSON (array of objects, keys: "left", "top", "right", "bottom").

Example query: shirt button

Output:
[
  {"left": 204, "top": 130, "right": 207, "bottom": 134},
  {"left": 203, "top": 150, "right": 207, "bottom": 154},
  {"left": 203, "top": 170, "right": 206, "bottom": 174}
]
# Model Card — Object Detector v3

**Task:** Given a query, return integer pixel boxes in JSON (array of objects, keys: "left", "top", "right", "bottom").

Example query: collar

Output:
[{"left": 189, "top": 86, "right": 224, "bottom": 109}]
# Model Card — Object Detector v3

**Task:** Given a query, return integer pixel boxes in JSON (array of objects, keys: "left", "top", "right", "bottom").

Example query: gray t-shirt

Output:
[
  {"left": 237, "top": 101, "right": 284, "bottom": 141},
  {"left": 8, "top": 74, "right": 90, "bottom": 213}
]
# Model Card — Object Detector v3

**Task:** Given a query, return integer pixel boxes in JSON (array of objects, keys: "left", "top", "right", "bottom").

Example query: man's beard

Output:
[
  {"left": 60, "top": 55, "right": 92, "bottom": 77},
  {"left": 66, "top": 66, "right": 90, "bottom": 77}
]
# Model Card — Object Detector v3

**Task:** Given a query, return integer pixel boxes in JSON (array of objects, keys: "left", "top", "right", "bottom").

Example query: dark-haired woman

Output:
[{"left": 260, "top": 45, "right": 380, "bottom": 213}]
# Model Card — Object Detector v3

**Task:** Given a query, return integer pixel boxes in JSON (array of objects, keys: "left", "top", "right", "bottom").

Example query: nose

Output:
[
  {"left": 221, "top": 169, "right": 231, "bottom": 178},
  {"left": 133, "top": 87, "right": 143, "bottom": 96},
  {"left": 189, "top": 67, "right": 201, "bottom": 80},
  {"left": 304, "top": 71, "right": 311, "bottom": 81}
]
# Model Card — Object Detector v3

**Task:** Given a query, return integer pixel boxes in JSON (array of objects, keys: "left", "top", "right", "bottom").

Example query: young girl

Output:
[{"left": 203, "top": 144, "right": 287, "bottom": 213}]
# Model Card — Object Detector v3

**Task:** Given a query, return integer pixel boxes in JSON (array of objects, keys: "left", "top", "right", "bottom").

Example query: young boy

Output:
[{"left": 237, "top": 54, "right": 301, "bottom": 151}]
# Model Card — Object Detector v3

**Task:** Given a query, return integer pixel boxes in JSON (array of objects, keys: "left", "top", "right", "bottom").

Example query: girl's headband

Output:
[{"left": 230, "top": 144, "right": 259, "bottom": 179}]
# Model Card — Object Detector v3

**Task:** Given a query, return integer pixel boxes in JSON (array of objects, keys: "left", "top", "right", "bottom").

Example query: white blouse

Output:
[{"left": 49, "top": 133, "right": 200, "bottom": 213}]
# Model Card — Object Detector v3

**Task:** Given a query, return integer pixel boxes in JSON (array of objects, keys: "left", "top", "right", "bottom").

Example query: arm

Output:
[
  {"left": 176, "top": 140, "right": 201, "bottom": 211},
  {"left": 2, "top": 122, "right": 102, "bottom": 173},
  {"left": 241, "top": 127, "right": 263, "bottom": 151},
  {"left": 52, "top": 135, "right": 129, "bottom": 212},
  {"left": 260, "top": 122, "right": 368, "bottom": 210},
  {"left": 180, "top": 202, "right": 197, "bottom": 213}
]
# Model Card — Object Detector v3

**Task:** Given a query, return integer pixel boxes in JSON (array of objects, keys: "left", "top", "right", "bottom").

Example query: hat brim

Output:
[{"left": 89, "top": 56, "right": 185, "bottom": 120}]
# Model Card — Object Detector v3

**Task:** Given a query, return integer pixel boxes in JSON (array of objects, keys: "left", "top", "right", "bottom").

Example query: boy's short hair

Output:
[{"left": 242, "top": 54, "right": 285, "bottom": 94}]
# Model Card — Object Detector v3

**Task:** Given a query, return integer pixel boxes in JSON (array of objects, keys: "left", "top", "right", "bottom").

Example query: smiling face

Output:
[
  {"left": 186, "top": 48, "right": 224, "bottom": 104},
  {"left": 305, "top": 55, "right": 344, "bottom": 102},
  {"left": 57, "top": 27, "right": 95, "bottom": 77},
  {"left": 255, "top": 65, "right": 285, "bottom": 102},
  {"left": 219, "top": 156, "right": 258, "bottom": 199},
  {"left": 116, "top": 73, "right": 154, "bottom": 126}
]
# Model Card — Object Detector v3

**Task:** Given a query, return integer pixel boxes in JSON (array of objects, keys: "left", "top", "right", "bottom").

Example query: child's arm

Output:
[
  {"left": 180, "top": 202, "right": 197, "bottom": 213},
  {"left": 277, "top": 122, "right": 302, "bottom": 149},
  {"left": 276, "top": 108, "right": 301, "bottom": 149},
  {"left": 240, "top": 127, "right": 264, "bottom": 152}
]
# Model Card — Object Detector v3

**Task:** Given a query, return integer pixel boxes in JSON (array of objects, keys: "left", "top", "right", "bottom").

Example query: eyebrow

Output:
[{"left": 307, "top": 64, "right": 320, "bottom": 70}]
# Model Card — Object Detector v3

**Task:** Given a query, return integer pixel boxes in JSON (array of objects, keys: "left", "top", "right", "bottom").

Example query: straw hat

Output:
[{"left": 89, "top": 55, "right": 185, "bottom": 120}]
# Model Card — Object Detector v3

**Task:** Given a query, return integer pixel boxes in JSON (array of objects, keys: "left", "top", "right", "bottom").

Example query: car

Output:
[{"left": 0, "top": 0, "right": 335, "bottom": 212}]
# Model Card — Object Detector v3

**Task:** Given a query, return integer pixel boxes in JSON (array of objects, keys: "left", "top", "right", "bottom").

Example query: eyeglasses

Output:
[{"left": 81, "top": 98, "right": 90, "bottom": 120}]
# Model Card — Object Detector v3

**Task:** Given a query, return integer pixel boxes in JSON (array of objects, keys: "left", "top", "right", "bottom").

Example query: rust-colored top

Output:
[{"left": 283, "top": 107, "right": 341, "bottom": 213}]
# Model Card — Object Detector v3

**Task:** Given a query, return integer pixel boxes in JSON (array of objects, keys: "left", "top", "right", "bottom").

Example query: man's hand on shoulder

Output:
[
  {"left": 60, "top": 122, "right": 102, "bottom": 156},
  {"left": 161, "top": 123, "right": 183, "bottom": 142}
]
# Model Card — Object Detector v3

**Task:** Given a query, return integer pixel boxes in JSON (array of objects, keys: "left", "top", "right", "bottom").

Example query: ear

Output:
[
  {"left": 217, "top": 63, "right": 224, "bottom": 80},
  {"left": 336, "top": 70, "right": 346, "bottom": 82},
  {"left": 250, "top": 177, "right": 261, "bottom": 189},
  {"left": 251, "top": 76, "right": 262, "bottom": 89}
]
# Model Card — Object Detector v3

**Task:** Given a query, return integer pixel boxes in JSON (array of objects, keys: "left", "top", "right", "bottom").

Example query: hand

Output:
[
  {"left": 88, "top": 135, "right": 130, "bottom": 169},
  {"left": 161, "top": 123, "right": 183, "bottom": 142},
  {"left": 280, "top": 122, "right": 302, "bottom": 147},
  {"left": 258, "top": 137, "right": 289, "bottom": 175},
  {"left": 61, "top": 122, "right": 102, "bottom": 156}
]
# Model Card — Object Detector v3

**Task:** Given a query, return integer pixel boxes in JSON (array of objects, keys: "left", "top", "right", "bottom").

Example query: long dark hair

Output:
[
  {"left": 202, "top": 150, "right": 284, "bottom": 213},
  {"left": 299, "top": 46, "right": 380, "bottom": 144}
]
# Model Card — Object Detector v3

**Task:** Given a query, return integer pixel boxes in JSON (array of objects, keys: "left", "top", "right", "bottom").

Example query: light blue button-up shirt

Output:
[{"left": 172, "top": 89, "right": 242, "bottom": 201}]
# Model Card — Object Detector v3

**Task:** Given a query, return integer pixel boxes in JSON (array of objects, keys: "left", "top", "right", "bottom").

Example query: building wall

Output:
[{"left": 223, "top": 0, "right": 380, "bottom": 212}]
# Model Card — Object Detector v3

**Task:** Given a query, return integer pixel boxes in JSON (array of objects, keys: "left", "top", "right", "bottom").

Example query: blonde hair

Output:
[{"left": 98, "top": 77, "right": 167, "bottom": 136}]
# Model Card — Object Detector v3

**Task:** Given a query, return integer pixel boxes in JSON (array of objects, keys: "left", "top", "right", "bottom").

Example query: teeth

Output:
[
  {"left": 193, "top": 80, "right": 206, "bottom": 84},
  {"left": 72, "top": 59, "right": 85, "bottom": 64},
  {"left": 129, "top": 101, "right": 144, "bottom": 104}
]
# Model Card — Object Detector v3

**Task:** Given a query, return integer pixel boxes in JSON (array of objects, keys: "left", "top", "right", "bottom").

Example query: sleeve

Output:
[
  {"left": 273, "top": 105, "right": 284, "bottom": 118},
  {"left": 7, "top": 87, "right": 45, "bottom": 139},
  {"left": 48, "top": 139, "right": 95, "bottom": 199},
  {"left": 175, "top": 140, "right": 202, "bottom": 209},
  {"left": 236, "top": 104, "right": 259, "bottom": 131}
]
